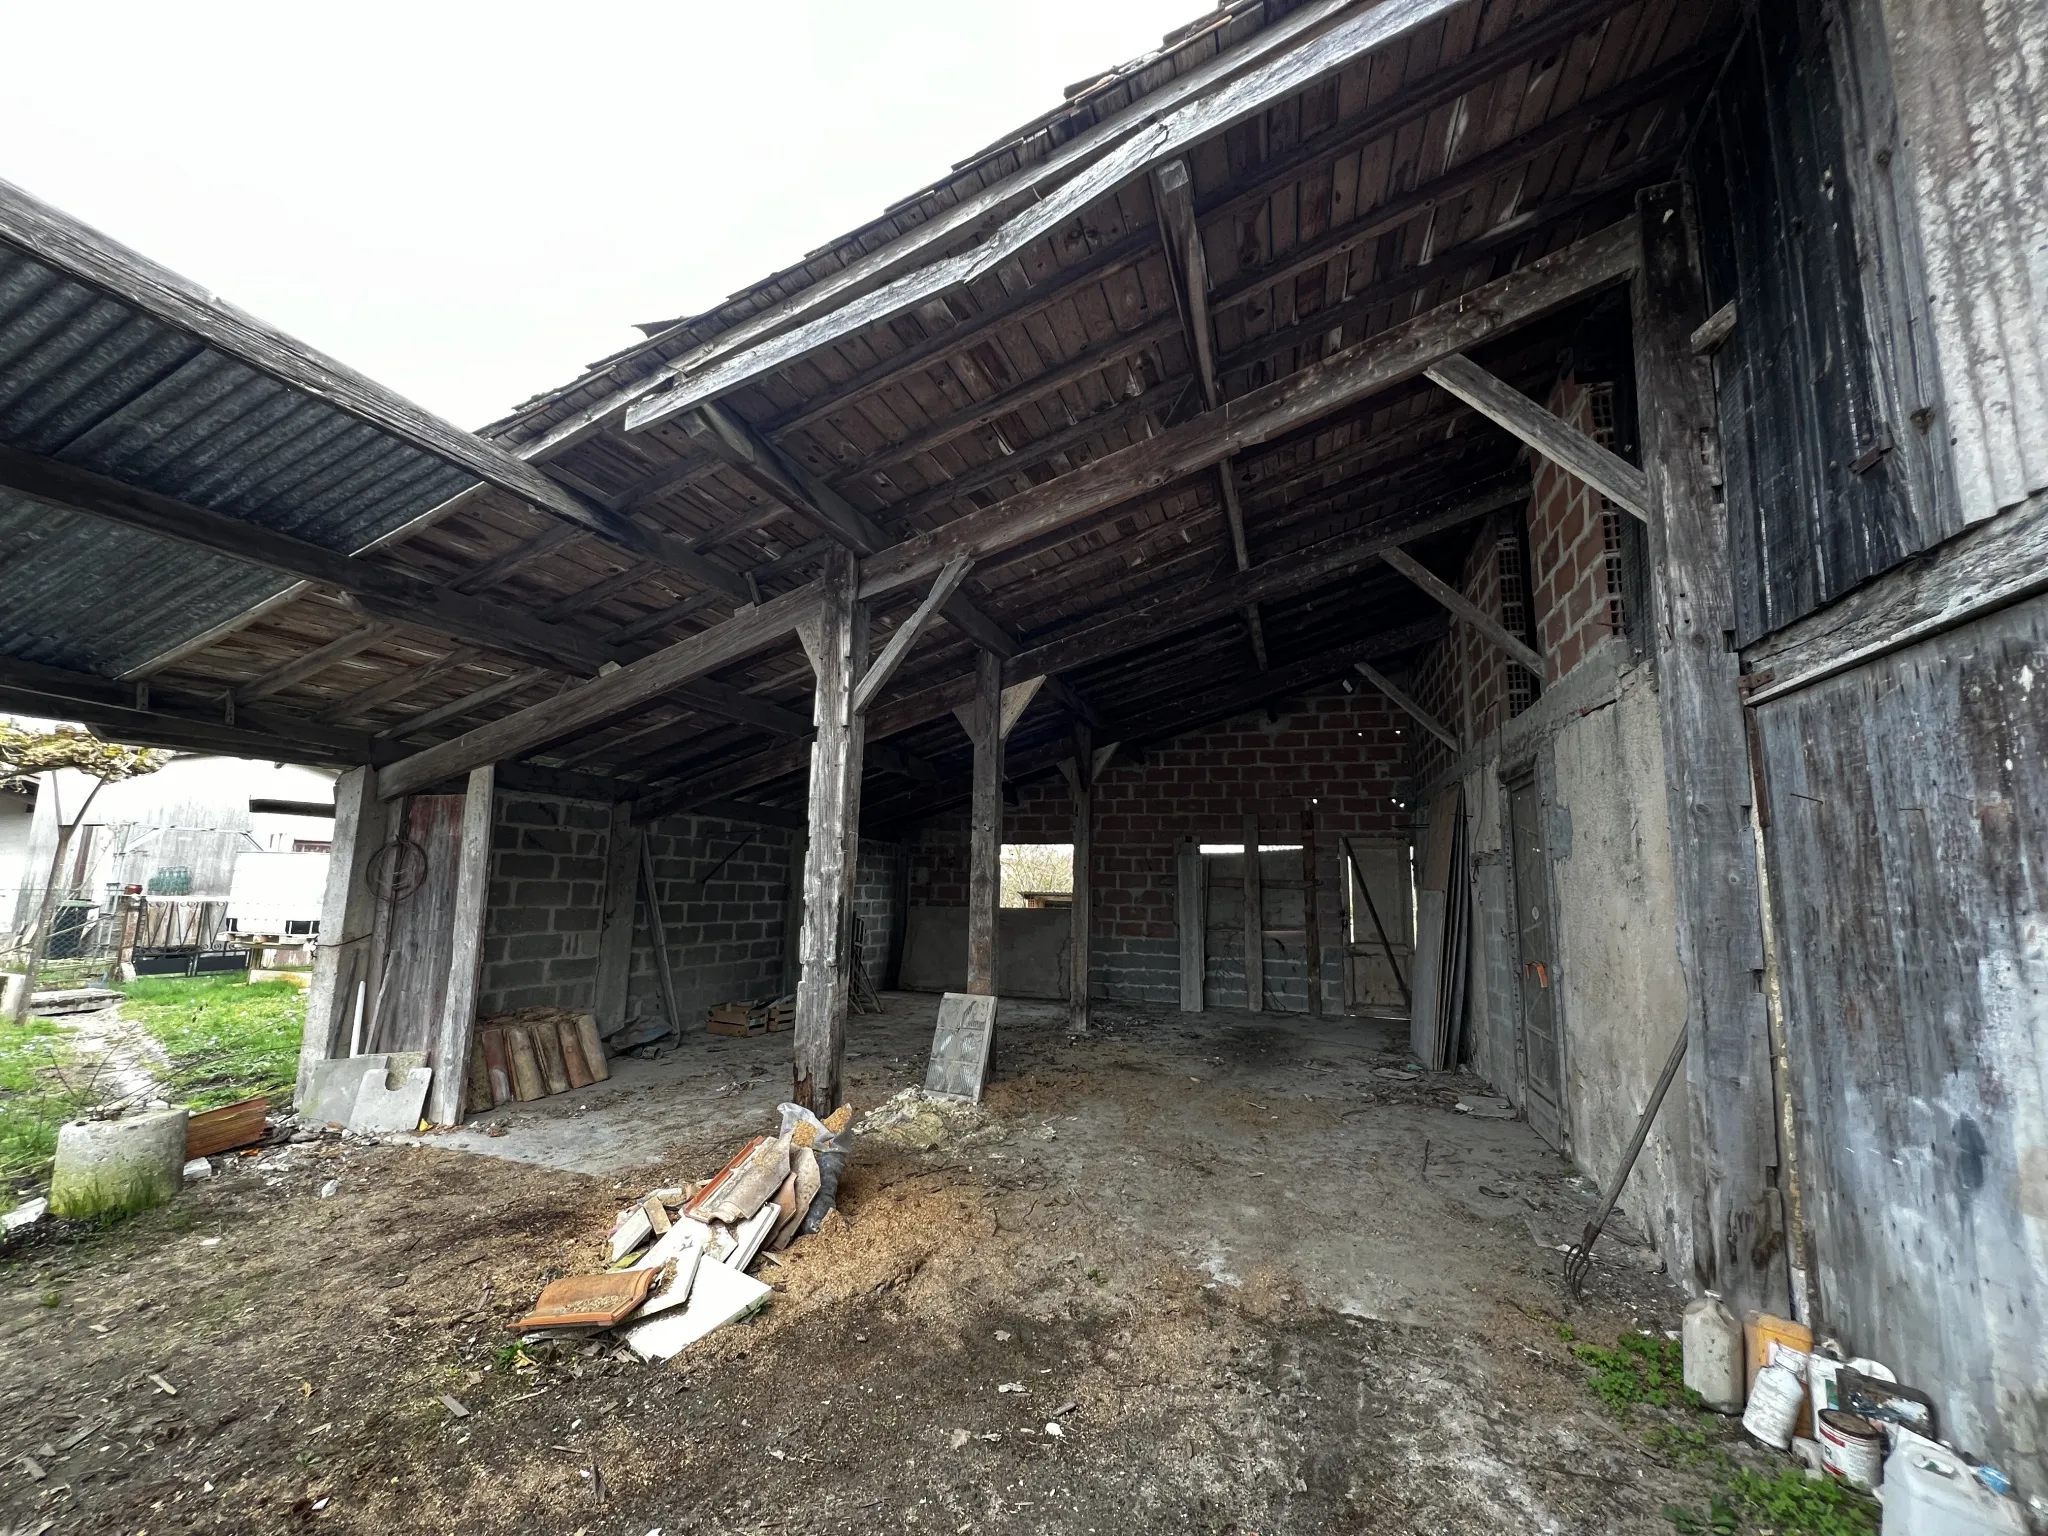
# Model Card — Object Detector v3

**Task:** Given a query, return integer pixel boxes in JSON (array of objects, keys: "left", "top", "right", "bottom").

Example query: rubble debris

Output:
[
  {"left": 689, "top": 1136, "right": 789, "bottom": 1225},
  {"left": 510, "top": 1102, "right": 855, "bottom": 1365},
  {"left": 439, "top": 1394, "right": 470, "bottom": 1419},
  {"left": 1453, "top": 1094, "right": 1514, "bottom": 1119},
  {"left": 858, "top": 1087, "right": 997, "bottom": 1152},
  {"left": 516, "top": 1270, "right": 660, "bottom": 1332},
  {"left": 622, "top": 1253, "right": 770, "bottom": 1362},
  {"left": 185, "top": 1095, "right": 268, "bottom": 1158}
]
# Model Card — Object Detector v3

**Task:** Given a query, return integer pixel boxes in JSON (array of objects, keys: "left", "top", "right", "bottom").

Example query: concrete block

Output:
[
  {"left": 305, "top": 1053, "right": 390, "bottom": 1127},
  {"left": 349, "top": 1066, "right": 433, "bottom": 1133},
  {"left": 49, "top": 1108, "right": 189, "bottom": 1220}
]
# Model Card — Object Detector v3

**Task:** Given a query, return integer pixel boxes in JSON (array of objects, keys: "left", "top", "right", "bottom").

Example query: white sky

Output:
[{"left": 3, "top": 0, "right": 1199, "bottom": 430}]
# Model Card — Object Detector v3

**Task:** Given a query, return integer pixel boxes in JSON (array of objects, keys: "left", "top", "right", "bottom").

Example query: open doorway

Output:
[{"left": 999, "top": 843, "right": 1072, "bottom": 908}]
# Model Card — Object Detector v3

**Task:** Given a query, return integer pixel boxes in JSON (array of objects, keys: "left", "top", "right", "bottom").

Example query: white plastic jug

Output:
[
  {"left": 1683, "top": 1293, "right": 1745, "bottom": 1413},
  {"left": 1881, "top": 1434, "right": 2025, "bottom": 1536},
  {"left": 1742, "top": 1359, "right": 1805, "bottom": 1449}
]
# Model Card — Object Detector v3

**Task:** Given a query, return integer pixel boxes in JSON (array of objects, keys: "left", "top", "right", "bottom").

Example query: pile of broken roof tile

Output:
[{"left": 514, "top": 1101, "right": 852, "bottom": 1362}]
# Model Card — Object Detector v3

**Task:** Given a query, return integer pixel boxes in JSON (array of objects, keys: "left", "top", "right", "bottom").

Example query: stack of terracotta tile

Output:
[{"left": 468, "top": 1008, "right": 610, "bottom": 1112}]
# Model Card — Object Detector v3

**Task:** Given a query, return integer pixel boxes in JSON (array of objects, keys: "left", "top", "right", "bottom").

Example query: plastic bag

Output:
[{"left": 777, "top": 1102, "right": 852, "bottom": 1233}]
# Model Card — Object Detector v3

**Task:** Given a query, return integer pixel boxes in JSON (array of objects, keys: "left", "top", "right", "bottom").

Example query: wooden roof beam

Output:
[
  {"left": 1352, "top": 659, "right": 1460, "bottom": 754},
  {"left": 0, "top": 654, "right": 384, "bottom": 767},
  {"left": 1206, "top": 44, "right": 1721, "bottom": 322},
  {"left": 376, "top": 581, "right": 820, "bottom": 799},
  {"left": 682, "top": 400, "right": 1020, "bottom": 660},
  {"left": 1379, "top": 546, "right": 1543, "bottom": 676},
  {"left": 1155, "top": 156, "right": 1266, "bottom": 671},
  {"left": 626, "top": 482, "right": 1513, "bottom": 820},
  {"left": 857, "top": 218, "right": 1641, "bottom": 604},
  {"left": 1423, "top": 352, "right": 1652, "bottom": 520}
]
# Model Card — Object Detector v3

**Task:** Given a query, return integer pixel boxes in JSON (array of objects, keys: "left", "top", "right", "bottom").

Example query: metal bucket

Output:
[{"left": 1817, "top": 1409, "right": 1884, "bottom": 1490}]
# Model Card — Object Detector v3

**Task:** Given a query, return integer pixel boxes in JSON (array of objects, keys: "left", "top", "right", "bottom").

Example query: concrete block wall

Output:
[
  {"left": 628, "top": 813, "right": 795, "bottom": 1026},
  {"left": 478, "top": 793, "right": 905, "bottom": 1026},
  {"left": 905, "top": 688, "right": 1410, "bottom": 1007},
  {"left": 853, "top": 839, "right": 903, "bottom": 987},
  {"left": 479, "top": 794, "right": 611, "bottom": 1014}
]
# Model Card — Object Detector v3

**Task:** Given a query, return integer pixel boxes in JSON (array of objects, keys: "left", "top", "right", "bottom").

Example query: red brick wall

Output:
[
  {"left": 903, "top": 687, "right": 1412, "bottom": 1003},
  {"left": 1527, "top": 377, "right": 1628, "bottom": 685},
  {"left": 1406, "top": 514, "right": 1529, "bottom": 786}
]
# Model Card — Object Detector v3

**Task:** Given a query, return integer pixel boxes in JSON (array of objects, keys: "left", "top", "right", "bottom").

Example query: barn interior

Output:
[{"left": 4, "top": 0, "right": 2045, "bottom": 1519}]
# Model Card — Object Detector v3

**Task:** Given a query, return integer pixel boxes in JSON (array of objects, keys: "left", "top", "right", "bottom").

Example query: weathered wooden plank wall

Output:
[
  {"left": 1755, "top": 594, "right": 2048, "bottom": 1490},
  {"left": 369, "top": 793, "right": 465, "bottom": 1054},
  {"left": 1687, "top": 0, "right": 1929, "bottom": 643}
]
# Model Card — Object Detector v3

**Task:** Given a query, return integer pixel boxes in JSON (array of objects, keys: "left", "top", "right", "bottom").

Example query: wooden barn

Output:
[{"left": 1, "top": 0, "right": 2042, "bottom": 1500}]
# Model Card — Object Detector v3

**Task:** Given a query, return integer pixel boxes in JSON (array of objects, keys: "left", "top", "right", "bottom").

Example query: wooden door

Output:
[
  {"left": 1507, "top": 771, "right": 1565, "bottom": 1149},
  {"left": 1341, "top": 838, "right": 1412, "bottom": 1016}
]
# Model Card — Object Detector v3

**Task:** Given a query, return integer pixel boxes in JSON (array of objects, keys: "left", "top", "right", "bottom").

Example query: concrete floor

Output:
[{"left": 419, "top": 989, "right": 1644, "bottom": 1332}]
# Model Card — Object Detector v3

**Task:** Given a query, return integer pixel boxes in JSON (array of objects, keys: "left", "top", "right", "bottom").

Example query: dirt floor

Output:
[{"left": 0, "top": 993, "right": 1739, "bottom": 1534}]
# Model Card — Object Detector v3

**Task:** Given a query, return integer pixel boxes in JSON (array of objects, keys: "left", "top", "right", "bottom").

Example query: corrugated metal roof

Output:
[
  {"left": 1886, "top": 0, "right": 2048, "bottom": 521},
  {"left": 0, "top": 244, "right": 476, "bottom": 676}
]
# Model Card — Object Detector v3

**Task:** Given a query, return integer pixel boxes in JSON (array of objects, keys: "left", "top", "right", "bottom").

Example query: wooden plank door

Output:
[
  {"left": 1342, "top": 838, "right": 1413, "bottom": 1016},
  {"left": 1507, "top": 771, "right": 1565, "bottom": 1149}
]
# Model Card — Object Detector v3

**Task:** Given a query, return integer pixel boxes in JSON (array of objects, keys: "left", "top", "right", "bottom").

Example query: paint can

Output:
[
  {"left": 1742, "top": 1360, "right": 1806, "bottom": 1449},
  {"left": 1816, "top": 1409, "right": 1884, "bottom": 1490}
]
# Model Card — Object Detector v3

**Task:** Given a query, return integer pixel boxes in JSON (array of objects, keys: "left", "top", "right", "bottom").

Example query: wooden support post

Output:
[
  {"left": 963, "top": 648, "right": 1004, "bottom": 996},
  {"left": 1177, "top": 839, "right": 1204, "bottom": 1012},
  {"left": 592, "top": 802, "right": 639, "bottom": 1033},
  {"left": 428, "top": 764, "right": 494, "bottom": 1127},
  {"left": 1354, "top": 660, "right": 1461, "bottom": 753},
  {"left": 1424, "top": 352, "right": 1652, "bottom": 520},
  {"left": 1631, "top": 183, "right": 1784, "bottom": 1312},
  {"left": 298, "top": 764, "right": 387, "bottom": 1108},
  {"left": 1381, "top": 547, "right": 1546, "bottom": 677},
  {"left": 1301, "top": 802, "right": 1324, "bottom": 1018},
  {"left": 1242, "top": 813, "right": 1263, "bottom": 1012},
  {"left": 792, "top": 547, "right": 869, "bottom": 1115},
  {"left": 1062, "top": 723, "right": 1094, "bottom": 1031}
]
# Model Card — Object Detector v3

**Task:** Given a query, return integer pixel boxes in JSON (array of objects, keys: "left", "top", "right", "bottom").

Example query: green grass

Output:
[
  {"left": 0, "top": 1014, "right": 94, "bottom": 1183},
  {"left": 119, "top": 974, "right": 305, "bottom": 1110}
]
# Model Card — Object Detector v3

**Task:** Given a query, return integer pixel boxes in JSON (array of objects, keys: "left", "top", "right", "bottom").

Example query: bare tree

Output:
[
  {"left": 2, "top": 724, "right": 166, "bottom": 1023},
  {"left": 1000, "top": 843, "right": 1073, "bottom": 908}
]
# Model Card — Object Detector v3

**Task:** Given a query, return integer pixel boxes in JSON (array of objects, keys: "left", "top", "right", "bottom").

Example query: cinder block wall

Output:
[
  {"left": 480, "top": 793, "right": 611, "bottom": 1013},
  {"left": 478, "top": 792, "right": 905, "bottom": 1024},
  {"left": 629, "top": 812, "right": 796, "bottom": 1027},
  {"left": 905, "top": 688, "right": 1411, "bottom": 1006}
]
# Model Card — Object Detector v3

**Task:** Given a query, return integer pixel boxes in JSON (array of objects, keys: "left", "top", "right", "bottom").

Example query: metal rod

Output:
[{"left": 1565, "top": 1024, "right": 1689, "bottom": 1297}]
